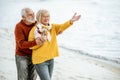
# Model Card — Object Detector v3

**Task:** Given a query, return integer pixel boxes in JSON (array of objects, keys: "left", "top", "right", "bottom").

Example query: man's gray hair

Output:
[
  {"left": 21, "top": 8, "right": 27, "bottom": 17},
  {"left": 21, "top": 8, "right": 32, "bottom": 17}
]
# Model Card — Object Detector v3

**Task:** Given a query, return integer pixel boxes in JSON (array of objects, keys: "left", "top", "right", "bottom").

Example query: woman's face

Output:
[{"left": 41, "top": 12, "right": 50, "bottom": 25}]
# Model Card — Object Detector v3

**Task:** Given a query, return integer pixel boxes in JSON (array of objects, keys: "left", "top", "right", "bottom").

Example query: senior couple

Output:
[{"left": 14, "top": 8, "right": 81, "bottom": 80}]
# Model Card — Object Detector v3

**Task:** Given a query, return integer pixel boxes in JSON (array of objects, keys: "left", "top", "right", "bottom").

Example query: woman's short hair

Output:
[{"left": 36, "top": 9, "right": 49, "bottom": 23}]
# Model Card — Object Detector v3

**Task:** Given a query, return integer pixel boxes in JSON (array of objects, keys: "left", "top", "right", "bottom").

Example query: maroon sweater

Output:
[{"left": 14, "top": 20, "right": 36, "bottom": 56}]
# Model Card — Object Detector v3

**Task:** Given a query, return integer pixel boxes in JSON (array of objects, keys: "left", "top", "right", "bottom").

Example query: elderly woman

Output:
[{"left": 28, "top": 9, "right": 81, "bottom": 80}]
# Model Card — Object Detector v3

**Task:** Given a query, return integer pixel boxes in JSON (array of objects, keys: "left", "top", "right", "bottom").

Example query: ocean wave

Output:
[{"left": 59, "top": 45, "right": 120, "bottom": 64}]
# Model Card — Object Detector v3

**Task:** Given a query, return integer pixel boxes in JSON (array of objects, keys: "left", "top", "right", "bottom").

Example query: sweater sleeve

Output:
[
  {"left": 14, "top": 25, "right": 36, "bottom": 49},
  {"left": 28, "top": 26, "right": 40, "bottom": 50},
  {"left": 53, "top": 20, "right": 73, "bottom": 35}
]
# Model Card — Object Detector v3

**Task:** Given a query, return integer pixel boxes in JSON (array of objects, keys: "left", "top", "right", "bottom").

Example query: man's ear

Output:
[
  {"left": 22, "top": 16, "right": 26, "bottom": 20},
  {"left": 22, "top": 15, "right": 25, "bottom": 18}
]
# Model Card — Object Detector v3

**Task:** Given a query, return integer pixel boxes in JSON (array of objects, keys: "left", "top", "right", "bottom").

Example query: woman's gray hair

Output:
[{"left": 36, "top": 9, "right": 49, "bottom": 23}]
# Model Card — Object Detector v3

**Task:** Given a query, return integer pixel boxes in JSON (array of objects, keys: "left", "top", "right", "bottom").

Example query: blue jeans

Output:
[{"left": 35, "top": 59, "right": 54, "bottom": 80}]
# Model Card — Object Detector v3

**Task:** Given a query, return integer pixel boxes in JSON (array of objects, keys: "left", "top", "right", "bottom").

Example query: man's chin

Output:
[
  {"left": 31, "top": 21, "right": 35, "bottom": 23},
  {"left": 26, "top": 19, "right": 35, "bottom": 23},
  {"left": 29, "top": 20, "right": 35, "bottom": 23}
]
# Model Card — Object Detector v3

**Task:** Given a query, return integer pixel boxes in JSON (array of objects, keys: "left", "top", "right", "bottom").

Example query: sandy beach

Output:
[
  {"left": 53, "top": 47, "right": 120, "bottom": 80},
  {"left": 0, "top": 28, "right": 120, "bottom": 80}
]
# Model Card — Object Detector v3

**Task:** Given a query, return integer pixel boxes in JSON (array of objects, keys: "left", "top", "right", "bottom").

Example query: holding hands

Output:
[{"left": 35, "top": 37, "right": 47, "bottom": 46}]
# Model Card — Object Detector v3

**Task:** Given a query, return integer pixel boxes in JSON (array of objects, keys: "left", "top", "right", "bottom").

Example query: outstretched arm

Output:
[{"left": 54, "top": 13, "right": 81, "bottom": 35}]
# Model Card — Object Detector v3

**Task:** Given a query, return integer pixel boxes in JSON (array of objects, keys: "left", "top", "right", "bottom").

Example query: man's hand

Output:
[
  {"left": 35, "top": 37, "right": 47, "bottom": 46},
  {"left": 70, "top": 13, "right": 81, "bottom": 24}
]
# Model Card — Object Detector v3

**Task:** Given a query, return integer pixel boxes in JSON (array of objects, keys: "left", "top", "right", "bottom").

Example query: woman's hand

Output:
[{"left": 70, "top": 13, "right": 81, "bottom": 24}]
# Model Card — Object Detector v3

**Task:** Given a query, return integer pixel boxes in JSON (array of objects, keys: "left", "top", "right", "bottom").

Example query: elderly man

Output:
[{"left": 14, "top": 8, "right": 45, "bottom": 80}]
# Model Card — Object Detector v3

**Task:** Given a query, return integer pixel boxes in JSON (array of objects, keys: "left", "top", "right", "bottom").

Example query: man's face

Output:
[
  {"left": 24, "top": 9, "right": 35, "bottom": 24},
  {"left": 41, "top": 12, "right": 50, "bottom": 25}
]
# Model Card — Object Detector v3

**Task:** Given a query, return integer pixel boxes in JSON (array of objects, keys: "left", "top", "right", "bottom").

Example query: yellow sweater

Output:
[{"left": 28, "top": 20, "right": 72, "bottom": 64}]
